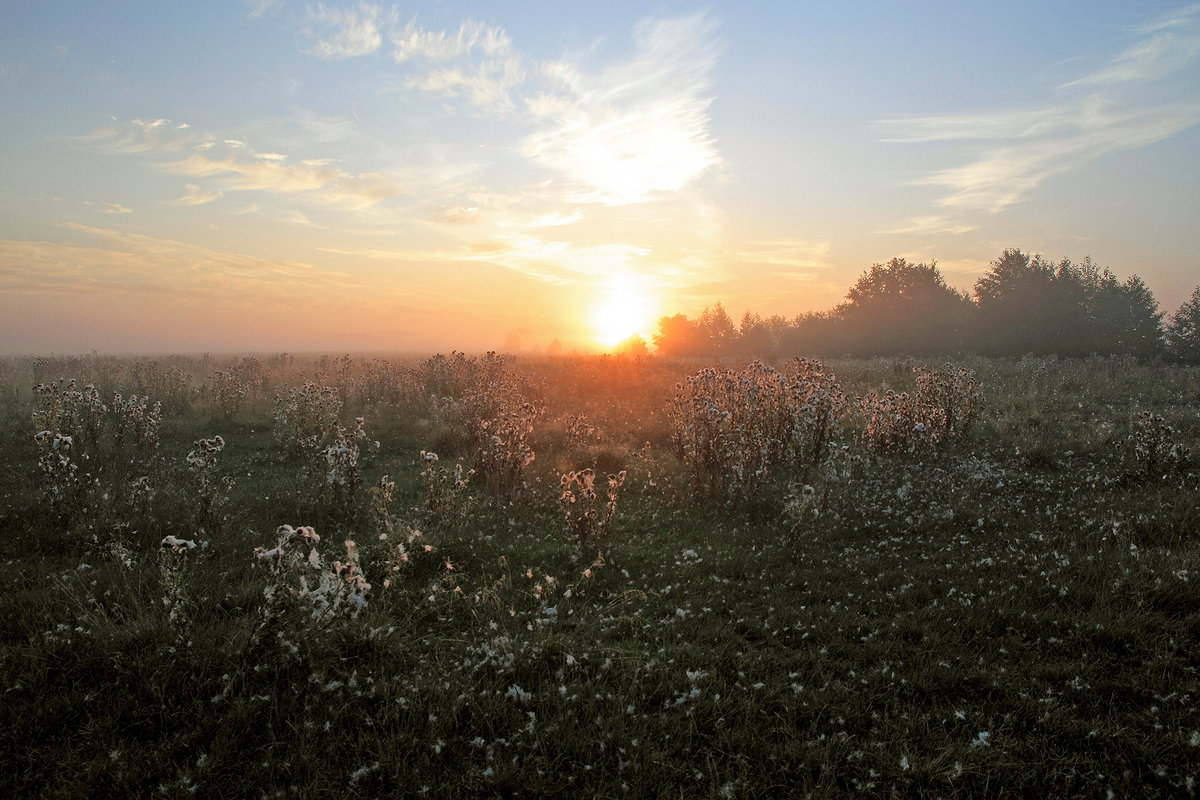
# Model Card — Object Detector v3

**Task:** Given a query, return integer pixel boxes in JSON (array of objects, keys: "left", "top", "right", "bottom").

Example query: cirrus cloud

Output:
[{"left": 877, "top": 4, "right": 1200, "bottom": 218}]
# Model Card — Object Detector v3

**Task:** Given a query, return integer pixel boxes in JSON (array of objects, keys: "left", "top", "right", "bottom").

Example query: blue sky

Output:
[{"left": 2, "top": 1, "right": 1198, "bottom": 353}]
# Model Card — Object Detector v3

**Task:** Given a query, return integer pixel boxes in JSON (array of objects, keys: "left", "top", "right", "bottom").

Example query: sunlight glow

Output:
[{"left": 590, "top": 272, "right": 659, "bottom": 348}]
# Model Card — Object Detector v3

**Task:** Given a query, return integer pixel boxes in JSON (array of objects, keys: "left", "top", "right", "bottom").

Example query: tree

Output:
[
  {"left": 974, "top": 249, "right": 1059, "bottom": 355},
  {"left": 697, "top": 303, "right": 738, "bottom": 355},
  {"left": 653, "top": 314, "right": 702, "bottom": 357},
  {"left": 1166, "top": 286, "right": 1200, "bottom": 364},
  {"left": 614, "top": 334, "right": 649, "bottom": 356},
  {"left": 973, "top": 251, "right": 1161, "bottom": 358},
  {"left": 736, "top": 311, "right": 788, "bottom": 357},
  {"left": 837, "top": 257, "right": 973, "bottom": 356},
  {"left": 1113, "top": 275, "right": 1164, "bottom": 359}
]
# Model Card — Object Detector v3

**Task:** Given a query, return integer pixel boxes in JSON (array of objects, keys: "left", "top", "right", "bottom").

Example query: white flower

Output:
[{"left": 161, "top": 535, "right": 198, "bottom": 552}]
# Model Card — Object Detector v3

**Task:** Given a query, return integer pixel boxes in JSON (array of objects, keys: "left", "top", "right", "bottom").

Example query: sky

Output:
[{"left": 2, "top": 1, "right": 1198, "bottom": 355}]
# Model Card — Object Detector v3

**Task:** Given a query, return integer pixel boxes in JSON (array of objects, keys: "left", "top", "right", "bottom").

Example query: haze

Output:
[{"left": 2, "top": 1, "right": 1198, "bottom": 354}]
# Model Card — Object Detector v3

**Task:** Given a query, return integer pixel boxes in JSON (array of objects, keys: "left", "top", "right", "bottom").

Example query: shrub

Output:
[
  {"left": 559, "top": 468, "right": 627, "bottom": 557},
  {"left": 667, "top": 360, "right": 846, "bottom": 504}
]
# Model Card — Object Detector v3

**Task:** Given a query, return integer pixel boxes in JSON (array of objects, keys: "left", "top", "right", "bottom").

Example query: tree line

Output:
[{"left": 646, "top": 249, "right": 1200, "bottom": 363}]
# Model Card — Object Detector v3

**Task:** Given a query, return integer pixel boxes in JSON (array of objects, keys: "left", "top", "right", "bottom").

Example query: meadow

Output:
[{"left": 1, "top": 351, "right": 1198, "bottom": 799}]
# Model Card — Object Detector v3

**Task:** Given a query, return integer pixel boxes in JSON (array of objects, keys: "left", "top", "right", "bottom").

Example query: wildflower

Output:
[{"left": 161, "top": 535, "right": 198, "bottom": 553}]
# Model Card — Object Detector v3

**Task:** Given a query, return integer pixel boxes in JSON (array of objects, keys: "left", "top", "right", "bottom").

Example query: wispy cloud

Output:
[
  {"left": 391, "top": 19, "right": 525, "bottom": 114},
  {"left": 879, "top": 215, "right": 978, "bottom": 236},
  {"left": 80, "top": 118, "right": 402, "bottom": 209},
  {"left": 165, "top": 149, "right": 400, "bottom": 207},
  {"left": 392, "top": 18, "right": 513, "bottom": 63},
  {"left": 725, "top": 239, "right": 831, "bottom": 270},
  {"left": 877, "top": 4, "right": 1200, "bottom": 217},
  {"left": 170, "top": 184, "right": 224, "bottom": 206},
  {"left": 247, "top": 0, "right": 284, "bottom": 19},
  {"left": 84, "top": 201, "right": 133, "bottom": 214},
  {"left": 0, "top": 224, "right": 347, "bottom": 303},
  {"left": 319, "top": 236, "right": 649, "bottom": 285},
  {"left": 718, "top": 240, "right": 833, "bottom": 287},
  {"left": 1065, "top": 3, "right": 1200, "bottom": 87},
  {"left": 298, "top": 9, "right": 722, "bottom": 203},
  {"left": 307, "top": 2, "right": 392, "bottom": 59},
  {"left": 522, "top": 12, "right": 723, "bottom": 205}
]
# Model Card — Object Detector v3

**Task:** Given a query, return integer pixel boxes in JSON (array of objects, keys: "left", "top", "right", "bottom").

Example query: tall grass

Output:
[{"left": 1, "top": 352, "right": 1198, "bottom": 798}]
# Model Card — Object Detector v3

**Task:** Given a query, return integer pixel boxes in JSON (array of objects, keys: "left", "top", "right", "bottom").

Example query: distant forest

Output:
[{"left": 642, "top": 249, "right": 1200, "bottom": 363}]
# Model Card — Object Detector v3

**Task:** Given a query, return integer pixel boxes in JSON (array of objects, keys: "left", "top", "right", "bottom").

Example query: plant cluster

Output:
[
  {"left": 1126, "top": 410, "right": 1193, "bottom": 481},
  {"left": 251, "top": 524, "right": 371, "bottom": 657},
  {"left": 272, "top": 381, "right": 343, "bottom": 462},
  {"left": 31, "top": 379, "right": 162, "bottom": 531},
  {"left": 418, "top": 450, "right": 475, "bottom": 529},
  {"left": 185, "top": 435, "right": 233, "bottom": 533},
  {"left": 321, "top": 416, "right": 371, "bottom": 515},
  {"left": 667, "top": 360, "right": 847, "bottom": 503},
  {"left": 857, "top": 366, "right": 981, "bottom": 456},
  {"left": 913, "top": 365, "right": 982, "bottom": 436},
  {"left": 205, "top": 369, "right": 249, "bottom": 420},
  {"left": 559, "top": 467, "right": 627, "bottom": 556},
  {"left": 475, "top": 400, "right": 543, "bottom": 498}
]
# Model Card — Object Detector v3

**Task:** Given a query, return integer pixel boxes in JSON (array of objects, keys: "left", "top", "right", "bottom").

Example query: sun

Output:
[{"left": 590, "top": 273, "right": 658, "bottom": 349}]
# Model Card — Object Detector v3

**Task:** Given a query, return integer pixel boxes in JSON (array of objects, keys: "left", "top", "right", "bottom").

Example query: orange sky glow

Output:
[{"left": 2, "top": 3, "right": 1198, "bottom": 354}]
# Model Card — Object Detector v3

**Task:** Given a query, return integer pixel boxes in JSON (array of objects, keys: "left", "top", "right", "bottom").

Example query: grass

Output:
[{"left": 1, "top": 352, "right": 1198, "bottom": 798}]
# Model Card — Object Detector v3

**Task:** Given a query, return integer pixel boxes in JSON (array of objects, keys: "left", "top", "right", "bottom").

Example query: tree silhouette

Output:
[
  {"left": 974, "top": 249, "right": 1060, "bottom": 355},
  {"left": 697, "top": 304, "right": 738, "bottom": 355},
  {"left": 1166, "top": 286, "right": 1200, "bottom": 364},
  {"left": 974, "top": 251, "right": 1162, "bottom": 358},
  {"left": 653, "top": 314, "right": 703, "bottom": 357},
  {"left": 646, "top": 248, "right": 1169, "bottom": 361},
  {"left": 1112, "top": 275, "right": 1164, "bottom": 359},
  {"left": 837, "top": 258, "right": 973, "bottom": 356}
]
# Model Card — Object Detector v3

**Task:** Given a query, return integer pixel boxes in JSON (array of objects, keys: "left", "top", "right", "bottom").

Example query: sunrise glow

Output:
[
  {"left": 590, "top": 273, "right": 660, "bottom": 349},
  {"left": 0, "top": 3, "right": 1198, "bottom": 355}
]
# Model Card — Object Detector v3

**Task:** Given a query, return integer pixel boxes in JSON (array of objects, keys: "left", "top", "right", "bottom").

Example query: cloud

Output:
[
  {"left": 171, "top": 184, "right": 224, "bottom": 206},
  {"left": 165, "top": 149, "right": 400, "bottom": 207},
  {"left": 725, "top": 239, "right": 831, "bottom": 270},
  {"left": 390, "top": 19, "right": 525, "bottom": 114},
  {"left": 247, "top": 0, "right": 284, "bottom": 19},
  {"left": 84, "top": 201, "right": 133, "bottom": 214},
  {"left": 879, "top": 216, "right": 978, "bottom": 235},
  {"left": 392, "top": 19, "right": 513, "bottom": 63},
  {"left": 72, "top": 117, "right": 195, "bottom": 153},
  {"left": 430, "top": 205, "right": 481, "bottom": 225},
  {"left": 319, "top": 236, "right": 649, "bottom": 285},
  {"left": 0, "top": 224, "right": 351, "bottom": 304},
  {"left": 718, "top": 240, "right": 833, "bottom": 287},
  {"left": 877, "top": 5, "right": 1200, "bottom": 216},
  {"left": 307, "top": 2, "right": 392, "bottom": 59},
  {"left": 380, "top": 12, "right": 723, "bottom": 201},
  {"left": 0, "top": 61, "right": 24, "bottom": 86},
  {"left": 912, "top": 102, "right": 1199, "bottom": 211},
  {"left": 522, "top": 12, "right": 723, "bottom": 205},
  {"left": 407, "top": 57, "right": 527, "bottom": 115},
  {"left": 81, "top": 118, "right": 403, "bottom": 209},
  {"left": 1064, "top": 4, "right": 1200, "bottom": 87}
]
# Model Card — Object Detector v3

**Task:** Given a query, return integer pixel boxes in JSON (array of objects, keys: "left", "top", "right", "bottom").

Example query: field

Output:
[{"left": 1, "top": 352, "right": 1198, "bottom": 798}]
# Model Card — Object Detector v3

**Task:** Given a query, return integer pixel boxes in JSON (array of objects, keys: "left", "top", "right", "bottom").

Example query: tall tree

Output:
[
  {"left": 653, "top": 314, "right": 702, "bottom": 357},
  {"left": 1113, "top": 275, "right": 1164, "bottom": 358},
  {"left": 974, "top": 249, "right": 1060, "bottom": 355},
  {"left": 697, "top": 303, "right": 738, "bottom": 355},
  {"left": 838, "top": 258, "right": 973, "bottom": 356},
  {"left": 1166, "top": 286, "right": 1200, "bottom": 364}
]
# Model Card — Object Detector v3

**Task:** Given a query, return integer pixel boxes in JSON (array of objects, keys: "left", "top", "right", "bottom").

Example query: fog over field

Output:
[{"left": 2, "top": 2, "right": 1200, "bottom": 797}]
